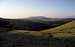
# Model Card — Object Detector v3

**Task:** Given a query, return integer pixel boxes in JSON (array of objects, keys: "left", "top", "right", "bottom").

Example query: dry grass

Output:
[{"left": 41, "top": 21, "right": 75, "bottom": 38}]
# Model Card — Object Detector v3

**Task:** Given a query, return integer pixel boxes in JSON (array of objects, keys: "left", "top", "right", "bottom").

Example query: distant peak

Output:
[
  {"left": 28, "top": 16, "right": 49, "bottom": 19},
  {"left": 65, "top": 16, "right": 75, "bottom": 18}
]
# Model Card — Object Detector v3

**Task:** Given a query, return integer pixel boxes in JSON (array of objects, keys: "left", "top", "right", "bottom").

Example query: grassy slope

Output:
[
  {"left": 9, "top": 21, "right": 75, "bottom": 38},
  {"left": 41, "top": 21, "right": 75, "bottom": 38}
]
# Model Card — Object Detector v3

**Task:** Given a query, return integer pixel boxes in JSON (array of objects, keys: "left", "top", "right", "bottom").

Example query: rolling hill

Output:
[
  {"left": 0, "top": 16, "right": 75, "bottom": 33},
  {"left": 5, "top": 17, "right": 75, "bottom": 31},
  {"left": 9, "top": 20, "right": 75, "bottom": 38}
]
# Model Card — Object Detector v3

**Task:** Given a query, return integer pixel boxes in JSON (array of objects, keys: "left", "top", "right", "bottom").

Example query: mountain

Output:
[
  {"left": 28, "top": 16, "right": 50, "bottom": 20},
  {"left": 10, "top": 16, "right": 75, "bottom": 31},
  {"left": 28, "top": 16, "right": 61, "bottom": 22},
  {"left": 0, "top": 16, "right": 75, "bottom": 31},
  {"left": 65, "top": 16, "right": 75, "bottom": 18}
]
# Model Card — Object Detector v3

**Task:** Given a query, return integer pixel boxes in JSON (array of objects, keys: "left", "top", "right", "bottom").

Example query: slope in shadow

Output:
[
  {"left": 13, "top": 18, "right": 74, "bottom": 31},
  {"left": 0, "top": 18, "right": 74, "bottom": 31}
]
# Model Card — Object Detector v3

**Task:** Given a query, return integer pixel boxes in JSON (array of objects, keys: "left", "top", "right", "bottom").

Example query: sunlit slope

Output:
[{"left": 41, "top": 21, "right": 75, "bottom": 37}]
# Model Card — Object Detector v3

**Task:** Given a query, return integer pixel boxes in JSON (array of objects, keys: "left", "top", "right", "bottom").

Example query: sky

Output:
[{"left": 0, "top": 0, "right": 75, "bottom": 18}]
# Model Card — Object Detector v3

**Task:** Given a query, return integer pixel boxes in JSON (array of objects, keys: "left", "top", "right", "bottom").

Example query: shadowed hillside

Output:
[
  {"left": 0, "top": 16, "right": 75, "bottom": 31},
  {"left": 0, "top": 18, "right": 14, "bottom": 33},
  {"left": 2, "top": 16, "right": 74, "bottom": 31}
]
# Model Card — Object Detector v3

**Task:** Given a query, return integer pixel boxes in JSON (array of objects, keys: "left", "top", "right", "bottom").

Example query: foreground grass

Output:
[{"left": 1, "top": 32, "right": 75, "bottom": 47}]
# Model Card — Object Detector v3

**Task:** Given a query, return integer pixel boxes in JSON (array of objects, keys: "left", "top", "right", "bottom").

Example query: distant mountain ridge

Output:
[
  {"left": 65, "top": 16, "right": 75, "bottom": 18},
  {"left": 0, "top": 16, "right": 75, "bottom": 32},
  {"left": 10, "top": 17, "right": 75, "bottom": 30}
]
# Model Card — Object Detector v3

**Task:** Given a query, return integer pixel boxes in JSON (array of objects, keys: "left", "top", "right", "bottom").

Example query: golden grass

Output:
[{"left": 41, "top": 21, "right": 75, "bottom": 38}]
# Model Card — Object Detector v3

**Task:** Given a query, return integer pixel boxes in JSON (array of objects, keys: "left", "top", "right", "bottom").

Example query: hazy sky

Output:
[{"left": 0, "top": 0, "right": 75, "bottom": 18}]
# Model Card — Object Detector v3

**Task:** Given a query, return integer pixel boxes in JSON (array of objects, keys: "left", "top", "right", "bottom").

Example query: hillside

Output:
[
  {"left": 0, "top": 18, "right": 75, "bottom": 47},
  {"left": 41, "top": 21, "right": 75, "bottom": 38},
  {"left": 9, "top": 20, "right": 75, "bottom": 38},
  {"left": 6, "top": 17, "right": 75, "bottom": 31},
  {"left": 0, "top": 17, "right": 75, "bottom": 31}
]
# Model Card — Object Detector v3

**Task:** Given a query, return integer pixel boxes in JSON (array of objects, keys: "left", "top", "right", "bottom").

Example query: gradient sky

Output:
[{"left": 0, "top": 0, "right": 75, "bottom": 18}]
